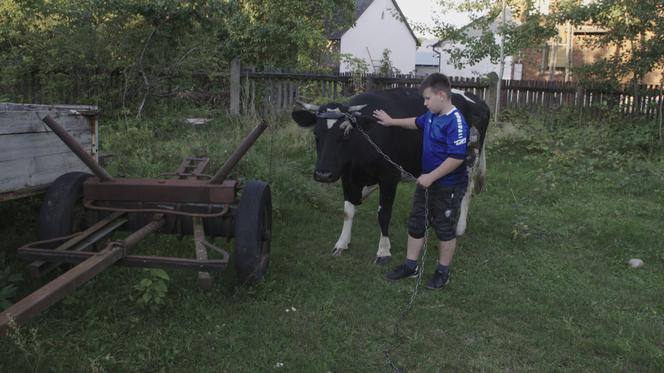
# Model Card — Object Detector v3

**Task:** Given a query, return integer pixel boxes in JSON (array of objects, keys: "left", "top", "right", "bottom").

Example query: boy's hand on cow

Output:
[
  {"left": 417, "top": 173, "right": 435, "bottom": 188},
  {"left": 373, "top": 110, "right": 392, "bottom": 126}
]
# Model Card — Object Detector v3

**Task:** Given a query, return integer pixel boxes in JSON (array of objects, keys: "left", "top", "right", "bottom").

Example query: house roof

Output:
[{"left": 328, "top": 0, "right": 420, "bottom": 46}]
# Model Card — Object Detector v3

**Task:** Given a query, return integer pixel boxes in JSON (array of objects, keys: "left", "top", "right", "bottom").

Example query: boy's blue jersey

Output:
[{"left": 415, "top": 108, "right": 469, "bottom": 187}]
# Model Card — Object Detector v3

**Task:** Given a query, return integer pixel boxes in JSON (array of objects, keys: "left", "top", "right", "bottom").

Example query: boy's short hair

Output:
[{"left": 420, "top": 73, "right": 452, "bottom": 97}]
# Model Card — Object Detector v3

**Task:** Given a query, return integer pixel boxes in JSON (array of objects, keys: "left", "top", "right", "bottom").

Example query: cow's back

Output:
[{"left": 350, "top": 88, "right": 426, "bottom": 118}]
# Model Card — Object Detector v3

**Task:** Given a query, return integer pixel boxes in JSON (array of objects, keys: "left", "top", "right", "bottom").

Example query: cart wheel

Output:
[
  {"left": 234, "top": 180, "right": 272, "bottom": 284},
  {"left": 38, "top": 172, "right": 92, "bottom": 240}
]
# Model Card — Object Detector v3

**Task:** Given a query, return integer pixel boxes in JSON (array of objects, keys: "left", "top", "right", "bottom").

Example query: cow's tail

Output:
[
  {"left": 475, "top": 142, "right": 486, "bottom": 193},
  {"left": 458, "top": 133, "right": 486, "bottom": 236}
]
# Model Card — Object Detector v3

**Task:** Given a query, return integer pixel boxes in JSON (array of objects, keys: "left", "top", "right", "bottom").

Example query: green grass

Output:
[{"left": 0, "top": 108, "right": 663, "bottom": 372}]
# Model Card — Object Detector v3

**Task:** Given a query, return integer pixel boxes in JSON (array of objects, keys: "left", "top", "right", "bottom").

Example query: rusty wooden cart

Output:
[{"left": 0, "top": 116, "right": 271, "bottom": 335}]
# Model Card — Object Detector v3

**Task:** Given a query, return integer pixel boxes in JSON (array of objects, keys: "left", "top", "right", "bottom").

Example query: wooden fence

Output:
[
  {"left": 232, "top": 66, "right": 663, "bottom": 121},
  {"left": 237, "top": 69, "right": 491, "bottom": 115},
  {"left": 9, "top": 63, "right": 663, "bottom": 121},
  {"left": 500, "top": 80, "right": 663, "bottom": 118}
]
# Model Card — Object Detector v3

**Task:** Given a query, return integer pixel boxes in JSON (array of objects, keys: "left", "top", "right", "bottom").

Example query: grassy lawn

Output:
[{"left": 1, "top": 109, "right": 663, "bottom": 372}]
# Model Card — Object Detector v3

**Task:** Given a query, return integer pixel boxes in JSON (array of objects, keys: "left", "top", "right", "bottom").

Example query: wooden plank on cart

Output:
[{"left": 0, "top": 104, "right": 98, "bottom": 201}]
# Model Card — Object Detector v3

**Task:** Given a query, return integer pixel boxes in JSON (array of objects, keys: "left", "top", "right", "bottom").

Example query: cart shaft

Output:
[
  {"left": 42, "top": 115, "right": 114, "bottom": 182},
  {"left": 0, "top": 216, "right": 165, "bottom": 335},
  {"left": 209, "top": 121, "right": 269, "bottom": 184}
]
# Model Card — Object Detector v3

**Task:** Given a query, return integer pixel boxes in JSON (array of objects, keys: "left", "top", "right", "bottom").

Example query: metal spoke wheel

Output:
[
  {"left": 234, "top": 180, "right": 272, "bottom": 285},
  {"left": 38, "top": 172, "right": 93, "bottom": 241}
]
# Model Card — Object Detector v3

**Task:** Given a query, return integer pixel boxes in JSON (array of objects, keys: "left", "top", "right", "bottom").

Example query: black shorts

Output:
[{"left": 407, "top": 184, "right": 466, "bottom": 242}]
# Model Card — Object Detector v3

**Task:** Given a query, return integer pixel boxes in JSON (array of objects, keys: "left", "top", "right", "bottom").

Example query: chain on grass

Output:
[{"left": 350, "top": 115, "right": 432, "bottom": 372}]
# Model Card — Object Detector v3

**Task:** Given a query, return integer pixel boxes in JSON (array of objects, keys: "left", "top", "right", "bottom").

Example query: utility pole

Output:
[{"left": 495, "top": 0, "right": 507, "bottom": 122}]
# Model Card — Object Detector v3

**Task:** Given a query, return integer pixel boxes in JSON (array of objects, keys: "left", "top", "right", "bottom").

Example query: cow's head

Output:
[{"left": 291, "top": 101, "right": 367, "bottom": 183}]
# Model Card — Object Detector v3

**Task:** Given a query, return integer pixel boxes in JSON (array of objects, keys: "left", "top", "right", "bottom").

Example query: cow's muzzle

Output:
[{"left": 313, "top": 170, "right": 337, "bottom": 183}]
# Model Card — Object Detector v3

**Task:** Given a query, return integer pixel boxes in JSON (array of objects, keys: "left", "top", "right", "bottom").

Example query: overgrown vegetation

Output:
[
  {"left": 0, "top": 253, "right": 22, "bottom": 310},
  {"left": 0, "top": 0, "right": 354, "bottom": 115},
  {"left": 6, "top": 317, "right": 46, "bottom": 372},
  {"left": 0, "top": 107, "right": 662, "bottom": 371},
  {"left": 498, "top": 106, "right": 663, "bottom": 171}
]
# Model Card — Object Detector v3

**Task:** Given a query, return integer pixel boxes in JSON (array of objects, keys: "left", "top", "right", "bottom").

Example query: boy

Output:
[{"left": 372, "top": 73, "right": 468, "bottom": 290}]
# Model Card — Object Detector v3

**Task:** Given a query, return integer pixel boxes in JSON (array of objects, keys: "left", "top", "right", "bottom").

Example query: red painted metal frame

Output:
[{"left": 83, "top": 178, "right": 238, "bottom": 204}]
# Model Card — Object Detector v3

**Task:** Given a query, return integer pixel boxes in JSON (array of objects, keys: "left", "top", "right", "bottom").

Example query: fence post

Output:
[
  {"left": 575, "top": 84, "right": 584, "bottom": 109},
  {"left": 485, "top": 72, "right": 499, "bottom": 122},
  {"left": 230, "top": 57, "right": 241, "bottom": 116},
  {"left": 366, "top": 74, "right": 375, "bottom": 92}
]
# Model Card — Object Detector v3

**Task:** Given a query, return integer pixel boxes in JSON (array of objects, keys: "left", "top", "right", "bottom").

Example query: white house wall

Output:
[{"left": 339, "top": 0, "right": 417, "bottom": 74}]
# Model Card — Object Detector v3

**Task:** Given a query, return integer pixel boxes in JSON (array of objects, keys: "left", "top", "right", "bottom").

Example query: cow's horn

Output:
[
  {"left": 296, "top": 101, "right": 320, "bottom": 111},
  {"left": 348, "top": 104, "right": 367, "bottom": 112}
]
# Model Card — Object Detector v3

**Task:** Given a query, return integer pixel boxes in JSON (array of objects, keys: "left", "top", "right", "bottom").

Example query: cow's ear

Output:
[{"left": 291, "top": 110, "right": 317, "bottom": 127}]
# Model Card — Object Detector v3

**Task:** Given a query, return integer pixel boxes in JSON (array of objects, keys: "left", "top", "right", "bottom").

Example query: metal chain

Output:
[
  {"left": 350, "top": 115, "right": 417, "bottom": 182},
  {"left": 383, "top": 187, "right": 430, "bottom": 373},
  {"left": 350, "top": 117, "right": 431, "bottom": 372}
]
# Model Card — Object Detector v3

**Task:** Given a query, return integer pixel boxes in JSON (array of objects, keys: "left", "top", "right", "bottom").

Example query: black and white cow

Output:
[{"left": 291, "top": 87, "right": 490, "bottom": 264}]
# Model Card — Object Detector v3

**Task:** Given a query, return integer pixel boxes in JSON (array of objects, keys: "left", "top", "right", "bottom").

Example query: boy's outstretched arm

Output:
[{"left": 373, "top": 110, "right": 418, "bottom": 129}]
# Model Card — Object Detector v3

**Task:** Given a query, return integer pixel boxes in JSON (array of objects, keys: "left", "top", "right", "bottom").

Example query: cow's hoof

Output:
[
  {"left": 373, "top": 256, "right": 391, "bottom": 265},
  {"left": 332, "top": 247, "right": 346, "bottom": 256}
]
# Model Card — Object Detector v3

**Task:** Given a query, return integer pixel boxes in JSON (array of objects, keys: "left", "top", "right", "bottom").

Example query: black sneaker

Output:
[
  {"left": 426, "top": 270, "right": 450, "bottom": 290},
  {"left": 386, "top": 263, "right": 419, "bottom": 280}
]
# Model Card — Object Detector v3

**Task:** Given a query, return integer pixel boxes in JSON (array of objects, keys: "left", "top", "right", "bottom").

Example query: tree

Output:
[
  {"left": 552, "top": 0, "right": 664, "bottom": 87},
  {"left": 378, "top": 48, "right": 399, "bottom": 76},
  {"left": 428, "top": 0, "right": 557, "bottom": 70},
  {"left": 0, "top": 0, "right": 354, "bottom": 114},
  {"left": 428, "top": 0, "right": 663, "bottom": 87}
]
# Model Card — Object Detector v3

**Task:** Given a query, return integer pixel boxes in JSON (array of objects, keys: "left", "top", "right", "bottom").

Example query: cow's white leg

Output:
[
  {"left": 332, "top": 201, "right": 355, "bottom": 256},
  {"left": 376, "top": 233, "right": 391, "bottom": 259},
  {"left": 456, "top": 177, "right": 474, "bottom": 236}
]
